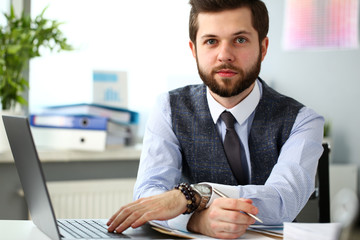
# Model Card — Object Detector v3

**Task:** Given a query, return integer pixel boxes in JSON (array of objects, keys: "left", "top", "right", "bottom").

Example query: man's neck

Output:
[{"left": 209, "top": 82, "right": 256, "bottom": 109}]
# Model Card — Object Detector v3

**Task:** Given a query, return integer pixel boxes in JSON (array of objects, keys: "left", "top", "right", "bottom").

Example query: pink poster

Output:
[{"left": 283, "top": 0, "right": 359, "bottom": 50}]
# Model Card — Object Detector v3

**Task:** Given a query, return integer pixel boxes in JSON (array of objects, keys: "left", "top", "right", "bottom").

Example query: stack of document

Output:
[
  {"left": 283, "top": 222, "right": 342, "bottom": 240},
  {"left": 149, "top": 221, "right": 284, "bottom": 239},
  {"left": 30, "top": 103, "right": 139, "bottom": 151}
]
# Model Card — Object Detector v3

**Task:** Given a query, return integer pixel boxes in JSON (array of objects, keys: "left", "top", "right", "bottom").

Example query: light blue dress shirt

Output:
[{"left": 133, "top": 79, "right": 325, "bottom": 231}]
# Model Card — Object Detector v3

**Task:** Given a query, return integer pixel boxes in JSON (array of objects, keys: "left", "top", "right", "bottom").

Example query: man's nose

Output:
[{"left": 217, "top": 43, "right": 235, "bottom": 63}]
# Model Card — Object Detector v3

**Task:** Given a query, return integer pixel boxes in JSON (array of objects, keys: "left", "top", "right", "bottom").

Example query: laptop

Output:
[{"left": 2, "top": 115, "right": 163, "bottom": 240}]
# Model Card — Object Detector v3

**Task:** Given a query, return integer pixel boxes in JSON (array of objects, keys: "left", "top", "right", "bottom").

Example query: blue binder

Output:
[
  {"left": 29, "top": 114, "right": 108, "bottom": 130},
  {"left": 42, "top": 103, "right": 139, "bottom": 125}
]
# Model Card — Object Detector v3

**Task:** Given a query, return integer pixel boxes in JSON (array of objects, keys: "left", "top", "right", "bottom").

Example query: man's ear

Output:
[
  {"left": 189, "top": 40, "right": 196, "bottom": 59},
  {"left": 260, "top": 37, "right": 269, "bottom": 62}
]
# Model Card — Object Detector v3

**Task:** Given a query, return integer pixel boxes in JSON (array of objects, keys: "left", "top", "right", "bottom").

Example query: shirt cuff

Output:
[{"left": 202, "top": 182, "right": 241, "bottom": 207}]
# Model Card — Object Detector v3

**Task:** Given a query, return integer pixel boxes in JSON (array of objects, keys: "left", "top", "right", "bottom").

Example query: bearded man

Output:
[{"left": 107, "top": 0, "right": 324, "bottom": 238}]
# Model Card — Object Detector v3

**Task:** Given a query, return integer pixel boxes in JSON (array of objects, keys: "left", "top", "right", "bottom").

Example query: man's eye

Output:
[
  {"left": 206, "top": 39, "right": 217, "bottom": 45},
  {"left": 236, "top": 38, "right": 246, "bottom": 44}
]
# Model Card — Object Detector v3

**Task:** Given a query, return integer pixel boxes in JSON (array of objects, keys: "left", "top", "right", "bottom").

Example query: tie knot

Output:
[{"left": 221, "top": 111, "right": 236, "bottom": 129}]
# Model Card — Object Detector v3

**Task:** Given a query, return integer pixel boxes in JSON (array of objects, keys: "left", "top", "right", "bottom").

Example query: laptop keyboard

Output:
[{"left": 57, "top": 219, "right": 129, "bottom": 239}]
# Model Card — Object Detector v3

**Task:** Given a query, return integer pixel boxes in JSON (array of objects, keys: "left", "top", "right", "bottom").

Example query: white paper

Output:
[
  {"left": 149, "top": 221, "right": 281, "bottom": 239},
  {"left": 283, "top": 222, "right": 341, "bottom": 240}
]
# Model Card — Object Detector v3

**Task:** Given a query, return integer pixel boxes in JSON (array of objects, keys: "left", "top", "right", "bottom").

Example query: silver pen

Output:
[{"left": 213, "top": 188, "right": 263, "bottom": 223}]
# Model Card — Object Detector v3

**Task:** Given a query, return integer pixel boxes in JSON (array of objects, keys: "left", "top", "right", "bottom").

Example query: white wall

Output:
[
  {"left": 28, "top": 0, "right": 360, "bottom": 192},
  {"left": 29, "top": 0, "right": 200, "bottom": 135},
  {"left": 263, "top": 0, "right": 360, "bottom": 191}
]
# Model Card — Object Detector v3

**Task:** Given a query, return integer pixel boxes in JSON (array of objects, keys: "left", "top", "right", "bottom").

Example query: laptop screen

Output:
[{"left": 3, "top": 115, "right": 61, "bottom": 240}]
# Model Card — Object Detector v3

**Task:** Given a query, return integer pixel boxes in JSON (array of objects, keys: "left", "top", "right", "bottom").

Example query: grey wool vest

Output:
[{"left": 169, "top": 79, "right": 304, "bottom": 186}]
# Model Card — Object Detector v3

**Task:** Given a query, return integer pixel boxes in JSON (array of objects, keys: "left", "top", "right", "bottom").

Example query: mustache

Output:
[{"left": 212, "top": 63, "right": 242, "bottom": 73}]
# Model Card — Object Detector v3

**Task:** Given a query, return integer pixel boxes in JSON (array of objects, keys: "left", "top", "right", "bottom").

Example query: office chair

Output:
[
  {"left": 314, "top": 142, "right": 331, "bottom": 223},
  {"left": 296, "top": 143, "right": 331, "bottom": 223}
]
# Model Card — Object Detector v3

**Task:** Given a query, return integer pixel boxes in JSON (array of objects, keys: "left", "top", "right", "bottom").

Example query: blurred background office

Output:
[{"left": 1, "top": 0, "right": 359, "bottom": 224}]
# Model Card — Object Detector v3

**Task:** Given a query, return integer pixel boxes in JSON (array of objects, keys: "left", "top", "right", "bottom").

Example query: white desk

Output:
[
  {"left": 0, "top": 220, "right": 52, "bottom": 240},
  {"left": 0, "top": 220, "right": 171, "bottom": 240},
  {"left": 0, "top": 220, "right": 280, "bottom": 239}
]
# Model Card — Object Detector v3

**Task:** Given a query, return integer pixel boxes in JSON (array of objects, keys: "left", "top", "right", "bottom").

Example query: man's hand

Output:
[
  {"left": 187, "top": 198, "right": 258, "bottom": 239},
  {"left": 107, "top": 189, "right": 187, "bottom": 233}
]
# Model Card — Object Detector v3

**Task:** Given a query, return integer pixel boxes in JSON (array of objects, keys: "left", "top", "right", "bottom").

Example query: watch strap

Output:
[{"left": 196, "top": 195, "right": 210, "bottom": 212}]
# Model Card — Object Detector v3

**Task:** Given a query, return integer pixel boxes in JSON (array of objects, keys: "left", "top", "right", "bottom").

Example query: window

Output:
[
  {"left": 30, "top": 0, "right": 200, "bottom": 136},
  {"left": 0, "top": 0, "right": 9, "bottom": 25}
]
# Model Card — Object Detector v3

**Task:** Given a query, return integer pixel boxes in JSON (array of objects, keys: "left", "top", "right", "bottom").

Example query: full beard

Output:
[{"left": 197, "top": 52, "right": 262, "bottom": 98}]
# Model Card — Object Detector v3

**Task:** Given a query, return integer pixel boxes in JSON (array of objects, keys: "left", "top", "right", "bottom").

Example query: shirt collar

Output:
[{"left": 207, "top": 79, "right": 261, "bottom": 125}]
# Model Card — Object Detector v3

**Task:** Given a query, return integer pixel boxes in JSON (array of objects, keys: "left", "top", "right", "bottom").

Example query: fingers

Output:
[
  {"left": 107, "top": 204, "right": 139, "bottom": 233},
  {"left": 107, "top": 190, "right": 188, "bottom": 233},
  {"left": 213, "top": 198, "right": 258, "bottom": 216},
  {"left": 112, "top": 208, "right": 148, "bottom": 233},
  {"left": 208, "top": 204, "right": 256, "bottom": 226},
  {"left": 107, "top": 198, "right": 142, "bottom": 226},
  {"left": 206, "top": 198, "right": 258, "bottom": 237},
  {"left": 239, "top": 197, "right": 253, "bottom": 204},
  {"left": 106, "top": 210, "right": 120, "bottom": 226},
  {"left": 107, "top": 199, "right": 145, "bottom": 233}
]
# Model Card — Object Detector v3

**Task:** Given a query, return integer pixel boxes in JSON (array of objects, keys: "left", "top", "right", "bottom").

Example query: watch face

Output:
[{"left": 193, "top": 184, "right": 211, "bottom": 194}]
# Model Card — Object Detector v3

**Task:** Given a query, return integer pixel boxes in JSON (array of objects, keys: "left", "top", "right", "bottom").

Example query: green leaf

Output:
[
  {"left": 0, "top": 3, "right": 73, "bottom": 109},
  {"left": 16, "top": 95, "right": 28, "bottom": 105},
  {"left": 7, "top": 45, "right": 22, "bottom": 54},
  {"left": 39, "top": 5, "right": 49, "bottom": 18},
  {"left": 10, "top": 5, "right": 15, "bottom": 20},
  {"left": 19, "top": 78, "right": 29, "bottom": 88}
]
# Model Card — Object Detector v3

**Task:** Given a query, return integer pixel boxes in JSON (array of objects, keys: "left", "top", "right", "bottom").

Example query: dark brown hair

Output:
[{"left": 189, "top": 0, "right": 269, "bottom": 44}]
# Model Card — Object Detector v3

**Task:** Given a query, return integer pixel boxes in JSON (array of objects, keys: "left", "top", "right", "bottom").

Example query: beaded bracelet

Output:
[{"left": 174, "top": 182, "right": 198, "bottom": 214}]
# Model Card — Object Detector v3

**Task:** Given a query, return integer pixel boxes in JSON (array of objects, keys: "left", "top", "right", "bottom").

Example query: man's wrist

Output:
[
  {"left": 174, "top": 182, "right": 213, "bottom": 214},
  {"left": 187, "top": 210, "right": 202, "bottom": 233},
  {"left": 174, "top": 183, "right": 197, "bottom": 214}
]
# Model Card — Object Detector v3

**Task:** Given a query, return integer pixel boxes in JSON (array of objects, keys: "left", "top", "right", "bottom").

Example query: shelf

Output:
[{"left": 0, "top": 144, "right": 142, "bottom": 163}]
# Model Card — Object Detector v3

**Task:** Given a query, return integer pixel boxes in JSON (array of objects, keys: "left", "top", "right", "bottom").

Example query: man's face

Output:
[{"left": 190, "top": 7, "right": 268, "bottom": 97}]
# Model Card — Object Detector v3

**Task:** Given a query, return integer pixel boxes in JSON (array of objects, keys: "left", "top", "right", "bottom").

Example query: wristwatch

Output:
[{"left": 190, "top": 183, "right": 212, "bottom": 212}]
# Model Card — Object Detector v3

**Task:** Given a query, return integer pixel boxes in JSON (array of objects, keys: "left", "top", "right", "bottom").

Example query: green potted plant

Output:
[{"left": 0, "top": 5, "right": 72, "bottom": 111}]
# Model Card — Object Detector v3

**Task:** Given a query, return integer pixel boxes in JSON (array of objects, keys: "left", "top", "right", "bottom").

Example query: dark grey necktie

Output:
[{"left": 221, "top": 111, "right": 249, "bottom": 185}]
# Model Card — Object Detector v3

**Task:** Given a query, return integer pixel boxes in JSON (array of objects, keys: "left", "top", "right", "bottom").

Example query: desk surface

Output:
[
  {"left": 0, "top": 220, "right": 279, "bottom": 239},
  {"left": 1, "top": 220, "right": 53, "bottom": 240},
  {"left": 0, "top": 220, "right": 174, "bottom": 240}
]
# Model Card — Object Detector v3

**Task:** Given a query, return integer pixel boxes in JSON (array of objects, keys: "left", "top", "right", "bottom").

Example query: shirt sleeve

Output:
[
  {"left": 133, "top": 92, "right": 182, "bottom": 199},
  {"left": 207, "top": 106, "right": 325, "bottom": 225},
  {"left": 133, "top": 92, "right": 192, "bottom": 231}
]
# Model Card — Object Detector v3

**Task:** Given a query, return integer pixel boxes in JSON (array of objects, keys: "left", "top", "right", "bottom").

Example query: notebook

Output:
[{"left": 2, "top": 115, "right": 156, "bottom": 240}]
